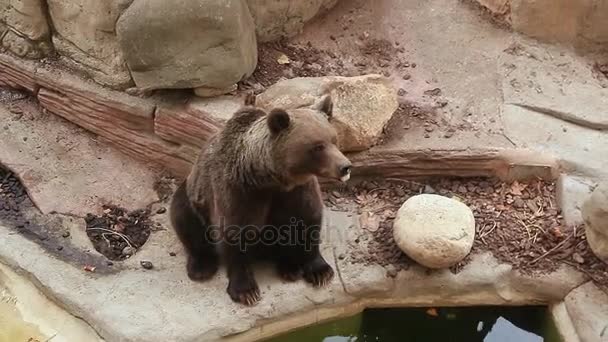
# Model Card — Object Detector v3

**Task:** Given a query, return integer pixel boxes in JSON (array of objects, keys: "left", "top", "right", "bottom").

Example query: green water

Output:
[{"left": 264, "top": 306, "right": 562, "bottom": 342}]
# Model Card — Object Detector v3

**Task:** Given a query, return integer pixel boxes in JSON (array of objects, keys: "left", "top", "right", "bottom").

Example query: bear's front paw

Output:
[
  {"left": 277, "top": 262, "right": 302, "bottom": 282},
  {"left": 227, "top": 277, "right": 261, "bottom": 306},
  {"left": 187, "top": 255, "right": 218, "bottom": 281},
  {"left": 303, "top": 258, "right": 334, "bottom": 288}
]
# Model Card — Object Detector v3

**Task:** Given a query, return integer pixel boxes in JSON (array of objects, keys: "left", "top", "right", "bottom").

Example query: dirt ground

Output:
[{"left": 325, "top": 177, "right": 608, "bottom": 291}]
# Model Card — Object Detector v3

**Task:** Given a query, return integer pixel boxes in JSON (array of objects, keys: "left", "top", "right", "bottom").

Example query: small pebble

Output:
[
  {"left": 513, "top": 198, "right": 525, "bottom": 208},
  {"left": 140, "top": 261, "right": 154, "bottom": 270},
  {"left": 386, "top": 264, "right": 398, "bottom": 278},
  {"left": 402, "top": 74, "right": 411, "bottom": 80},
  {"left": 62, "top": 231, "right": 71, "bottom": 238},
  {"left": 424, "top": 185, "right": 437, "bottom": 194},
  {"left": 56, "top": 246, "right": 63, "bottom": 251},
  {"left": 338, "top": 253, "right": 346, "bottom": 260},
  {"left": 398, "top": 88, "right": 406, "bottom": 96},
  {"left": 122, "top": 246, "right": 137, "bottom": 256},
  {"left": 572, "top": 253, "right": 585, "bottom": 264},
  {"left": 156, "top": 207, "right": 167, "bottom": 214},
  {"left": 107, "top": 261, "right": 114, "bottom": 266},
  {"left": 169, "top": 252, "right": 177, "bottom": 257}
]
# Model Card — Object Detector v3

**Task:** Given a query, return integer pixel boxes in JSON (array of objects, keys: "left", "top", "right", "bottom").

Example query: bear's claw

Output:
[
  {"left": 303, "top": 259, "right": 334, "bottom": 288},
  {"left": 227, "top": 279, "right": 261, "bottom": 306}
]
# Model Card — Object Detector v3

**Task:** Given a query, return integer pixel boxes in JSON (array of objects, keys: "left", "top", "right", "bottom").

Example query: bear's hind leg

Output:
[{"left": 170, "top": 181, "right": 219, "bottom": 281}]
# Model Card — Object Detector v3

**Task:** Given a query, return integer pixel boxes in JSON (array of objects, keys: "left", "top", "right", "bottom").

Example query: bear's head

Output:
[{"left": 266, "top": 95, "right": 352, "bottom": 186}]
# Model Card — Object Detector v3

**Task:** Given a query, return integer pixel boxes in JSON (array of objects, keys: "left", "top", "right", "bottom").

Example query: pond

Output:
[
  {"left": 0, "top": 295, "right": 47, "bottom": 342},
  {"left": 263, "top": 306, "right": 561, "bottom": 342}
]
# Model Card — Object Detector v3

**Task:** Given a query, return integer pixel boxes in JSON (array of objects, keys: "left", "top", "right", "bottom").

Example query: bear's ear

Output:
[
  {"left": 267, "top": 108, "right": 290, "bottom": 134},
  {"left": 315, "top": 94, "right": 333, "bottom": 120}
]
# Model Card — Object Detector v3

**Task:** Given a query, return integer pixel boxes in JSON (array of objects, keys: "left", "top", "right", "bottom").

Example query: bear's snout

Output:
[{"left": 339, "top": 163, "right": 352, "bottom": 182}]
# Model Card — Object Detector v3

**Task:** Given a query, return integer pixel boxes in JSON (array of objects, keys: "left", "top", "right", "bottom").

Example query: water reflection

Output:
[{"left": 265, "top": 306, "right": 558, "bottom": 342}]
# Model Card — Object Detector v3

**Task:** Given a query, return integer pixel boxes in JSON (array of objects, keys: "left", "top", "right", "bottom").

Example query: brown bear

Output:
[{"left": 170, "top": 93, "right": 352, "bottom": 306}]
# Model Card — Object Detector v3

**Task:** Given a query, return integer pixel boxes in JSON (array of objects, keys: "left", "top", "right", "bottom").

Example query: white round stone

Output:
[{"left": 393, "top": 194, "right": 476, "bottom": 269}]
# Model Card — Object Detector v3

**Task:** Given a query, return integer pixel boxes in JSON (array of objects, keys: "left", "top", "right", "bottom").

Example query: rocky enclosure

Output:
[
  {"left": 474, "top": 0, "right": 608, "bottom": 52},
  {"left": 0, "top": 0, "right": 339, "bottom": 90}
]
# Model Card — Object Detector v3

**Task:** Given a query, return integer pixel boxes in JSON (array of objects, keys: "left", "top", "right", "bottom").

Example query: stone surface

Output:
[
  {"left": 501, "top": 41, "right": 608, "bottom": 180},
  {"left": 0, "top": 0, "right": 50, "bottom": 41},
  {"left": 475, "top": 0, "right": 607, "bottom": 51},
  {"left": 193, "top": 84, "right": 238, "bottom": 98},
  {"left": 565, "top": 282, "right": 608, "bottom": 342},
  {"left": 501, "top": 42, "right": 608, "bottom": 131},
  {"left": 578, "top": 0, "right": 608, "bottom": 47},
  {"left": 0, "top": 53, "right": 37, "bottom": 91},
  {"left": 47, "top": 0, "right": 132, "bottom": 88},
  {"left": 0, "top": 98, "right": 160, "bottom": 216},
  {"left": 246, "top": 0, "right": 338, "bottom": 42},
  {"left": 557, "top": 174, "right": 595, "bottom": 227},
  {"left": 116, "top": 0, "right": 257, "bottom": 91},
  {"left": 0, "top": 205, "right": 588, "bottom": 342},
  {"left": 551, "top": 302, "right": 582, "bottom": 342},
  {"left": 475, "top": 0, "right": 510, "bottom": 15},
  {"left": 393, "top": 194, "right": 476, "bottom": 269},
  {"left": 510, "top": 0, "right": 590, "bottom": 45},
  {"left": 1, "top": 29, "right": 49, "bottom": 58},
  {"left": 257, "top": 74, "right": 398, "bottom": 152},
  {"left": 582, "top": 182, "right": 608, "bottom": 263},
  {"left": 0, "top": 262, "right": 103, "bottom": 342},
  {"left": 154, "top": 95, "right": 242, "bottom": 147}
]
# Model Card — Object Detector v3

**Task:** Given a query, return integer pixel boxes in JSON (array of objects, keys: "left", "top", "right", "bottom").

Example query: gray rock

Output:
[
  {"left": 557, "top": 174, "right": 594, "bottom": 226},
  {"left": 257, "top": 75, "right": 398, "bottom": 152},
  {"left": 122, "top": 246, "right": 136, "bottom": 256},
  {"left": 1, "top": 30, "right": 50, "bottom": 59},
  {"left": 582, "top": 182, "right": 608, "bottom": 264},
  {"left": 393, "top": 194, "right": 475, "bottom": 269},
  {"left": 246, "top": 0, "right": 338, "bottom": 42},
  {"left": 0, "top": 0, "right": 50, "bottom": 41},
  {"left": 565, "top": 282, "right": 608, "bottom": 342},
  {"left": 47, "top": 0, "right": 133, "bottom": 88},
  {"left": 140, "top": 260, "right": 153, "bottom": 270},
  {"left": 116, "top": 0, "right": 258, "bottom": 91}
]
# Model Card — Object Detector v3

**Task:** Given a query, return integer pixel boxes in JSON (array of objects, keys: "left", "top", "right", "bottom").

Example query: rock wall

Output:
[
  {"left": 0, "top": 0, "right": 52, "bottom": 58},
  {"left": 247, "top": 0, "right": 338, "bottom": 42},
  {"left": 475, "top": 0, "right": 608, "bottom": 51},
  {"left": 0, "top": 0, "right": 338, "bottom": 90}
]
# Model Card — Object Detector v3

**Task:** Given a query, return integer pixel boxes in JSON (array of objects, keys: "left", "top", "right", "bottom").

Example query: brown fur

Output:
[{"left": 171, "top": 95, "right": 351, "bottom": 306}]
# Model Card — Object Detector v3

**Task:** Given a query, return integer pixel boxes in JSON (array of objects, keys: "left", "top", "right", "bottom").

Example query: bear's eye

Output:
[{"left": 312, "top": 143, "right": 325, "bottom": 152}]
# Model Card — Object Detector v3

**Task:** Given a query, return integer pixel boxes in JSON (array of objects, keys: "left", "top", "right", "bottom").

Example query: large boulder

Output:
[
  {"left": 116, "top": 0, "right": 258, "bottom": 92},
  {"left": 0, "top": 0, "right": 51, "bottom": 58},
  {"left": 0, "top": 0, "right": 49, "bottom": 41},
  {"left": 47, "top": 0, "right": 132, "bottom": 88},
  {"left": 475, "top": 0, "right": 608, "bottom": 50},
  {"left": 246, "top": 0, "right": 338, "bottom": 42},
  {"left": 581, "top": 182, "right": 608, "bottom": 263},
  {"left": 393, "top": 194, "right": 476, "bottom": 269},
  {"left": 256, "top": 74, "right": 398, "bottom": 152}
]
